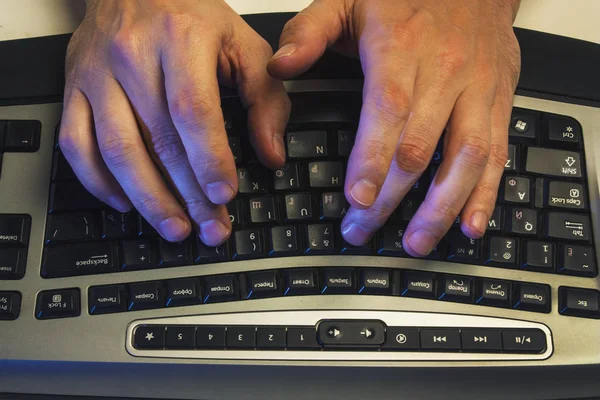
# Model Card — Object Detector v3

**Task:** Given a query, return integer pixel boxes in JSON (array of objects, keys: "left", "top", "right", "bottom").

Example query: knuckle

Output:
[
  {"left": 458, "top": 134, "right": 491, "bottom": 169},
  {"left": 395, "top": 138, "right": 434, "bottom": 175},
  {"left": 430, "top": 197, "right": 462, "bottom": 226},
  {"left": 98, "top": 134, "right": 138, "bottom": 168},
  {"left": 364, "top": 82, "right": 411, "bottom": 125},
  {"left": 488, "top": 142, "right": 508, "bottom": 170},
  {"left": 168, "top": 87, "right": 217, "bottom": 126},
  {"left": 110, "top": 28, "right": 141, "bottom": 66},
  {"left": 58, "top": 130, "right": 82, "bottom": 160},
  {"left": 359, "top": 137, "right": 392, "bottom": 176},
  {"left": 438, "top": 34, "right": 469, "bottom": 76},
  {"left": 162, "top": 12, "right": 195, "bottom": 38},
  {"left": 151, "top": 133, "right": 185, "bottom": 167}
]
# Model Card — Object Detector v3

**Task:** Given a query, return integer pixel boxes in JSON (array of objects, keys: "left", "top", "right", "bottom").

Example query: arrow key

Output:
[
  {"left": 421, "top": 329, "right": 461, "bottom": 351},
  {"left": 196, "top": 326, "right": 226, "bottom": 349},
  {"left": 461, "top": 329, "right": 502, "bottom": 352}
]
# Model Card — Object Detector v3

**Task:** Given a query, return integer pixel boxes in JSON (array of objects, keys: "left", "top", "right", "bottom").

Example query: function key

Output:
[
  {"left": 337, "top": 130, "right": 356, "bottom": 157},
  {"left": 420, "top": 329, "right": 461, "bottom": 351},
  {"left": 522, "top": 241, "right": 554, "bottom": 272},
  {"left": 196, "top": 326, "right": 226, "bottom": 349},
  {"left": 545, "top": 212, "right": 590, "bottom": 242},
  {"left": 283, "top": 268, "right": 319, "bottom": 296},
  {"left": 485, "top": 237, "right": 517, "bottom": 267},
  {"left": 507, "top": 208, "right": 537, "bottom": 236},
  {"left": 525, "top": 147, "right": 582, "bottom": 179},
  {"left": 128, "top": 281, "right": 164, "bottom": 311},
  {"left": 439, "top": 275, "right": 473, "bottom": 303},
  {"left": 476, "top": 279, "right": 511, "bottom": 308},
  {"left": 0, "top": 291, "right": 21, "bottom": 320},
  {"left": 322, "top": 268, "right": 355, "bottom": 294},
  {"left": 232, "top": 228, "right": 265, "bottom": 259},
  {"left": 45, "top": 212, "right": 98, "bottom": 243},
  {"left": 504, "top": 144, "right": 517, "bottom": 172},
  {"left": 269, "top": 225, "right": 301, "bottom": 256},
  {"left": 245, "top": 270, "right": 281, "bottom": 299},
  {"left": 513, "top": 283, "right": 550, "bottom": 313},
  {"left": 287, "top": 130, "right": 328, "bottom": 159},
  {"left": 202, "top": 275, "right": 238, "bottom": 303},
  {"left": 0, "top": 214, "right": 31, "bottom": 247},
  {"left": 133, "top": 326, "right": 166, "bottom": 350},
  {"left": 273, "top": 164, "right": 301, "bottom": 191},
  {"left": 226, "top": 326, "right": 256, "bottom": 348},
  {"left": 447, "top": 234, "right": 481, "bottom": 263},
  {"left": 502, "top": 176, "right": 530, "bottom": 204},
  {"left": 502, "top": 329, "right": 546, "bottom": 353},
  {"left": 287, "top": 327, "right": 321, "bottom": 350},
  {"left": 165, "top": 278, "right": 202, "bottom": 307},
  {"left": 88, "top": 284, "right": 127, "bottom": 315},
  {"left": 320, "top": 192, "right": 349, "bottom": 220},
  {"left": 359, "top": 269, "right": 393, "bottom": 295},
  {"left": 545, "top": 181, "right": 587, "bottom": 211},
  {"left": 461, "top": 329, "right": 502, "bottom": 352},
  {"left": 308, "top": 161, "right": 344, "bottom": 188},
  {"left": 257, "top": 327, "right": 287, "bottom": 349},
  {"left": 558, "top": 245, "right": 596, "bottom": 277},
  {"left": 41, "top": 242, "right": 120, "bottom": 278},
  {"left": 166, "top": 326, "right": 196, "bottom": 350},
  {"left": 509, "top": 109, "right": 539, "bottom": 142},
  {"left": 546, "top": 116, "right": 582, "bottom": 148},
  {"left": 158, "top": 238, "right": 193, "bottom": 267},
  {"left": 381, "top": 327, "right": 420, "bottom": 351},
  {"left": 401, "top": 270, "right": 436, "bottom": 299},
  {"left": 3, "top": 120, "right": 41, "bottom": 152},
  {"left": 559, "top": 287, "right": 600, "bottom": 319},
  {"left": 0, "top": 248, "right": 26, "bottom": 280},
  {"left": 35, "top": 288, "right": 81, "bottom": 319}
]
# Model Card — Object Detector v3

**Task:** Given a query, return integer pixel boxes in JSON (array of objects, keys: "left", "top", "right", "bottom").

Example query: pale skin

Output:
[{"left": 61, "top": 0, "right": 521, "bottom": 257}]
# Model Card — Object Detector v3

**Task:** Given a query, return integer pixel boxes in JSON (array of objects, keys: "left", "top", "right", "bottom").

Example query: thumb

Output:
[{"left": 267, "top": 0, "right": 344, "bottom": 79}]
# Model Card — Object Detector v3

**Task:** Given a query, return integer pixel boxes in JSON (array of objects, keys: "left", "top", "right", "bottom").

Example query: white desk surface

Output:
[{"left": 0, "top": 0, "right": 599, "bottom": 44}]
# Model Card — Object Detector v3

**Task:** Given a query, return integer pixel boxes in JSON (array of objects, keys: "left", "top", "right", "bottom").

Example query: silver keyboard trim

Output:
[
  {"left": 126, "top": 311, "right": 553, "bottom": 361},
  {"left": 0, "top": 83, "right": 599, "bottom": 367}
]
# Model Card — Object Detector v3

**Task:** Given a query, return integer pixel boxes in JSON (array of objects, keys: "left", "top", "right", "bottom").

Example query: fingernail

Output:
[
  {"left": 272, "top": 44, "right": 297, "bottom": 60},
  {"left": 273, "top": 134, "right": 286, "bottom": 161},
  {"left": 470, "top": 211, "right": 488, "bottom": 235},
  {"left": 107, "top": 195, "right": 132, "bottom": 213},
  {"left": 159, "top": 216, "right": 189, "bottom": 242},
  {"left": 206, "top": 181, "right": 235, "bottom": 204},
  {"left": 199, "top": 219, "right": 231, "bottom": 246},
  {"left": 341, "top": 223, "right": 371, "bottom": 246},
  {"left": 406, "top": 229, "right": 438, "bottom": 257},
  {"left": 350, "top": 179, "right": 378, "bottom": 207}
]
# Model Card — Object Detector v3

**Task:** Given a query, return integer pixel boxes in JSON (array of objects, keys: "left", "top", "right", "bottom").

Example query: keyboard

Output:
[{"left": 1, "top": 83, "right": 599, "bottom": 367}]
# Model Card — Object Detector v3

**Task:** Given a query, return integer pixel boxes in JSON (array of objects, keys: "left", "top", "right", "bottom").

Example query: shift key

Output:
[
  {"left": 526, "top": 147, "right": 582, "bottom": 178},
  {"left": 42, "top": 242, "right": 119, "bottom": 278}
]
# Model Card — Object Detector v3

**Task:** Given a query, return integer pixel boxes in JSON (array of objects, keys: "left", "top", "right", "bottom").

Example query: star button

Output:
[{"left": 145, "top": 332, "right": 155, "bottom": 341}]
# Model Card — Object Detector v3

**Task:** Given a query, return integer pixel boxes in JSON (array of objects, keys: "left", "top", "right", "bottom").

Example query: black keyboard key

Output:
[
  {"left": 401, "top": 270, "right": 436, "bottom": 299},
  {"left": 165, "top": 278, "right": 202, "bottom": 307},
  {"left": 0, "top": 214, "right": 31, "bottom": 246},
  {"left": 228, "top": 137, "right": 242, "bottom": 164},
  {"left": 269, "top": 225, "right": 301, "bottom": 256},
  {"left": 133, "top": 326, "right": 165, "bottom": 349},
  {"left": 249, "top": 196, "right": 278, "bottom": 224},
  {"left": 287, "top": 130, "right": 328, "bottom": 158},
  {"left": 195, "top": 237, "right": 229, "bottom": 264},
  {"left": 196, "top": 326, "right": 226, "bottom": 349},
  {"left": 420, "top": 329, "right": 461, "bottom": 351},
  {"left": 507, "top": 208, "right": 537, "bottom": 236},
  {"left": 121, "top": 239, "right": 155, "bottom": 270},
  {"left": 487, "top": 206, "right": 503, "bottom": 232},
  {"left": 318, "top": 320, "right": 385, "bottom": 347},
  {"left": 547, "top": 116, "right": 582, "bottom": 148},
  {"left": 337, "top": 130, "right": 355, "bottom": 157},
  {"left": 158, "top": 239, "right": 192, "bottom": 267},
  {"left": 274, "top": 164, "right": 301, "bottom": 190},
  {"left": 546, "top": 181, "right": 587, "bottom": 210},
  {"left": 49, "top": 181, "right": 103, "bottom": 212},
  {"left": 399, "top": 195, "right": 421, "bottom": 222},
  {"left": 0, "top": 291, "right": 21, "bottom": 320},
  {"left": 431, "top": 140, "right": 443, "bottom": 164},
  {"left": 322, "top": 268, "right": 355, "bottom": 294},
  {"left": 559, "top": 287, "right": 600, "bottom": 319},
  {"left": 502, "top": 329, "right": 546, "bottom": 353},
  {"left": 285, "top": 193, "right": 313, "bottom": 221},
  {"left": 486, "top": 237, "right": 517, "bottom": 267},
  {"left": 35, "top": 289, "right": 81, "bottom": 319},
  {"left": 137, "top": 215, "right": 158, "bottom": 237},
  {"left": 305, "top": 224, "right": 336, "bottom": 254},
  {"left": 513, "top": 284, "right": 550, "bottom": 313},
  {"left": 461, "top": 329, "right": 502, "bottom": 352},
  {"left": 378, "top": 225, "right": 408, "bottom": 256},
  {"left": 287, "top": 327, "right": 321, "bottom": 349},
  {"left": 523, "top": 241, "right": 554, "bottom": 271},
  {"left": 308, "top": 161, "right": 343, "bottom": 188},
  {"left": 558, "top": 245, "right": 596, "bottom": 276},
  {"left": 226, "top": 326, "right": 256, "bottom": 348},
  {"left": 245, "top": 270, "right": 281, "bottom": 299},
  {"left": 476, "top": 279, "right": 511, "bottom": 307},
  {"left": 202, "top": 275, "right": 238, "bottom": 303},
  {"left": 226, "top": 199, "right": 242, "bottom": 226},
  {"left": 233, "top": 228, "right": 265, "bottom": 259},
  {"left": 0, "top": 248, "right": 26, "bottom": 280},
  {"left": 504, "top": 144, "right": 517, "bottom": 172},
  {"left": 283, "top": 269, "right": 319, "bottom": 296},
  {"left": 101, "top": 210, "right": 134, "bottom": 239},
  {"left": 341, "top": 238, "right": 374, "bottom": 255},
  {"left": 381, "top": 327, "right": 420, "bottom": 351},
  {"left": 321, "top": 192, "right": 348, "bottom": 219},
  {"left": 237, "top": 166, "right": 268, "bottom": 194},
  {"left": 439, "top": 275, "right": 473, "bottom": 303},
  {"left": 503, "top": 176, "right": 530, "bottom": 204},
  {"left": 4, "top": 120, "right": 40, "bottom": 152},
  {"left": 45, "top": 212, "right": 97, "bottom": 243},
  {"left": 88, "top": 284, "right": 127, "bottom": 315},
  {"left": 525, "top": 147, "right": 582, "bottom": 178},
  {"left": 257, "top": 327, "right": 287, "bottom": 349},
  {"left": 359, "top": 269, "right": 393, "bottom": 295},
  {"left": 128, "top": 281, "right": 164, "bottom": 311},
  {"left": 509, "top": 109, "right": 538, "bottom": 141},
  {"left": 166, "top": 326, "right": 196, "bottom": 349},
  {"left": 42, "top": 242, "right": 119, "bottom": 278},
  {"left": 447, "top": 234, "right": 481, "bottom": 263},
  {"left": 52, "top": 150, "right": 77, "bottom": 181},
  {"left": 546, "top": 212, "right": 590, "bottom": 241}
]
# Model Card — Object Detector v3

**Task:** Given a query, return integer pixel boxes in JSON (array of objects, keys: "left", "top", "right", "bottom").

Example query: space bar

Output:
[{"left": 42, "top": 242, "right": 120, "bottom": 278}]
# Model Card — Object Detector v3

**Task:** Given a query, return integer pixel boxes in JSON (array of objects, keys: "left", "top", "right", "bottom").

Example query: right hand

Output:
[{"left": 60, "top": 0, "right": 290, "bottom": 246}]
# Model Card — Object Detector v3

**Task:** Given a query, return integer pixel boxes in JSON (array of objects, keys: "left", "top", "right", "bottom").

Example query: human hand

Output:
[
  {"left": 268, "top": 0, "right": 521, "bottom": 257},
  {"left": 60, "top": 0, "right": 290, "bottom": 246}
]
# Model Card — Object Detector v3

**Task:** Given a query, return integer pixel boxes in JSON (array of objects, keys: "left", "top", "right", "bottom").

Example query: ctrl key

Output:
[
  {"left": 0, "top": 291, "right": 21, "bottom": 320},
  {"left": 35, "top": 289, "right": 80, "bottom": 319},
  {"left": 133, "top": 325, "right": 166, "bottom": 349}
]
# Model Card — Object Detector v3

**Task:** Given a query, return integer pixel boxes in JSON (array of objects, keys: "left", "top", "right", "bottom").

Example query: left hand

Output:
[{"left": 268, "top": 0, "right": 521, "bottom": 257}]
